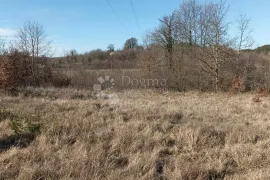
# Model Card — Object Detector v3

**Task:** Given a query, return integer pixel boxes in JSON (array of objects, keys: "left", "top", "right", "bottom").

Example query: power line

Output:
[
  {"left": 130, "top": 0, "right": 141, "bottom": 32},
  {"left": 106, "top": 0, "right": 130, "bottom": 34}
]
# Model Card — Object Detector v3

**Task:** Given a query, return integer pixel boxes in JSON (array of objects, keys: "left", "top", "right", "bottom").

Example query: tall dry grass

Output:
[{"left": 0, "top": 88, "right": 270, "bottom": 179}]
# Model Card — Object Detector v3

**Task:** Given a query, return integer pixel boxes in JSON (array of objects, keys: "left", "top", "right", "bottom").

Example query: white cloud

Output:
[{"left": 0, "top": 28, "right": 17, "bottom": 37}]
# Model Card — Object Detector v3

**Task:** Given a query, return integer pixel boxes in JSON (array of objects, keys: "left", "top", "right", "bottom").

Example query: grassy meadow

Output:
[{"left": 0, "top": 88, "right": 270, "bottom": 179}]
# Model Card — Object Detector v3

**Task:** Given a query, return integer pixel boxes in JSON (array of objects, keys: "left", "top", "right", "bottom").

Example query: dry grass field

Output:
[{"left": 0, "top": 88, "right": 270, "bottom": 179}]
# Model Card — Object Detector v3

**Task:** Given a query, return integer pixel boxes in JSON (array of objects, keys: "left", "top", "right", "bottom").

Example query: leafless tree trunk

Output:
[
  {"left": 179, "top": 0, "right": 201, "bottom": 45},
  {"left": 235, "top": 14, "right": 254, "bottom": 76},
  {"left": 159, "top": 16, "right": 174, "bottom": 71},
  {"left": 147, "top": 12, "right": 178, "bottom": 72},
  {"left": 15, "top": 20, "right": 52, "bottom": 85},
  {"left": 197, "top": 0, "right": 229, "bottom": 92},
  {"left": 198, "top": 4, "right": 212, "bottom": 47}
]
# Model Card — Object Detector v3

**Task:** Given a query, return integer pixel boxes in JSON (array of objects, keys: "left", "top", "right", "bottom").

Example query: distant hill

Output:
[
  {"left": 254, "top": 45, "right": 270, "bottom": 54},
  {"left": 241, "top": 45, "right": 270, "bottom": 54}
]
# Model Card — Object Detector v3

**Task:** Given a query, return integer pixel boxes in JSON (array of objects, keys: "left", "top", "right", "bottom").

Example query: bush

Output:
[
  {"left": 0, "top": 109, "right": 41, "bottom": 135},
  {"left": 0, "top": 50, "right": 32, "bottom": 94},
  {"left": 51, "top": 72, "right": 71, "bottom": 87},
  {"left": 0, "top": 49, "right": 72, "bottom": 90}
]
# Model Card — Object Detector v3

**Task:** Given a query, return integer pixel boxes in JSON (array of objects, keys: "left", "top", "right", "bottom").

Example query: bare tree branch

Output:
[{"left": 15, "top": 20, "right": 52, "bottom": 85}]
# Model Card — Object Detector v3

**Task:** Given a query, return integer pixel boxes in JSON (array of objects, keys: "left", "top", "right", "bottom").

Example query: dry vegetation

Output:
[
  {"left": 0, "top": 88, "right": 270, "bottom": 179},
  {"left": 1, "top": 1, "right": 270, "bottom": 179}
]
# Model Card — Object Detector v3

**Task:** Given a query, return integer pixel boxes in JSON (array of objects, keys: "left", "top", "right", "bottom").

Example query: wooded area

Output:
[{"left": 0, "top": 0, "right": 270, "bottom": 93}]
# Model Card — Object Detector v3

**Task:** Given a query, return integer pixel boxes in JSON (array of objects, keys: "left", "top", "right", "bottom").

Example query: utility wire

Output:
[
  {"left": 130, "top": 0, "right": 141, "bottom": 32},
  {"left": 106, "top": 0, "right": 130, "bottom": 34}
]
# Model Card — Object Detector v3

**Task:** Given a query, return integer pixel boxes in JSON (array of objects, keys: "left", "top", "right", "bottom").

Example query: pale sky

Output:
[{"left": 0, "top": 0, "right": 269, "bottom": 56}]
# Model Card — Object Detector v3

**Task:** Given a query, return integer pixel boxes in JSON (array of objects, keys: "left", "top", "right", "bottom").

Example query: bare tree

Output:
[
  {"left": 179, "top": 0, "right": 201, "bottom": 45},
  {"left": 198, "top": 3, "right": 213, "bottom": 47},
  {"left": 15, "top": 20, "right": 52, "bottom": 85},
  {"left": 235, "top": 14, "right": 254, "bottom": 76},
  {"left": 197, "top": 0, "right": 230, "bottom": 92},
  {"left": 147, "top": 12, "right": 179, "bottom": 71},
  {"left": 236, "top": 14, "right": 254, "bottom": 51}
]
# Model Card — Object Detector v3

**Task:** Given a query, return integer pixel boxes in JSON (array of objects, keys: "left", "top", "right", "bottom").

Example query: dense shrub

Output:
[
  {"left": 0, "top": 50, "right": 32, "bottom": 94},
  {"left": 51, "top": 72, "right": 71, "bottom": 88},
  {"left": 0, "top": 49, "right": 72, "bottom": 92}
]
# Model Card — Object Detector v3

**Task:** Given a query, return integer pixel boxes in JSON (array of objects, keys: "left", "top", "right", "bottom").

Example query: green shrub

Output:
[{"left": 0, "top": 109, "right": 41, "bottom": 135}]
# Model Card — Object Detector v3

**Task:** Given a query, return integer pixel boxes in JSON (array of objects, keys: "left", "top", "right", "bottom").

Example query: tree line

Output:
[
  {"left": 142, "top": 0, "right": 256, "bottom": 92},
  {"left": 1, "top": 0, "right": 270, "bottom": 93}
]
